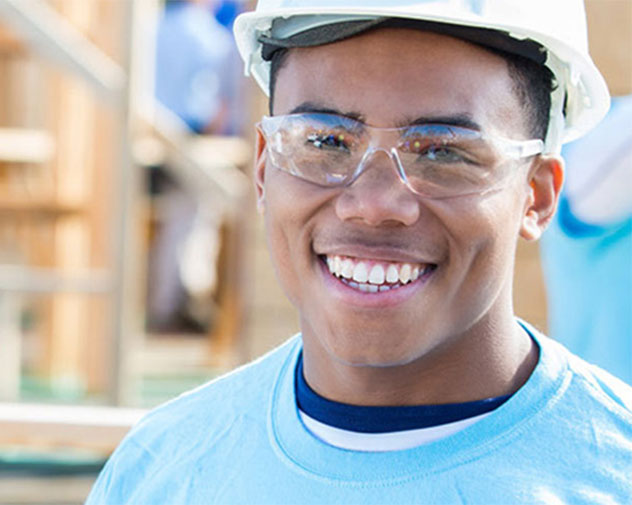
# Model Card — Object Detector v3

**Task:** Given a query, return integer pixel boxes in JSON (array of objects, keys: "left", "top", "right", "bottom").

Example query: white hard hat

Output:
[{"left": 233, "top": 0, "right": 610, "bottom": 153}]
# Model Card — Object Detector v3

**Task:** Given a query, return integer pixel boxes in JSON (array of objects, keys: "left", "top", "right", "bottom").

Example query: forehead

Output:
[{"left": 273, "top": 28, "right": 526, "bottom": 137}]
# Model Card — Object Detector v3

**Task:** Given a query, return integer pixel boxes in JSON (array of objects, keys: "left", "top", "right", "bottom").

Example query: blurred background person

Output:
[
  {"left": 154, "top": 0, "right": 233, "bottom": 135},
  {"left": 541, "top": 93, "right": 632, "bottom": 384},
  {"left": 147, "top": 0, "right": 243, "bottom": 333}
]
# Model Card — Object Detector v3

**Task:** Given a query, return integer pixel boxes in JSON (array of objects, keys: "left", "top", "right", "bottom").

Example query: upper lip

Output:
[{"left": 314, "top": 244, "right": 437, "bottom": 265}]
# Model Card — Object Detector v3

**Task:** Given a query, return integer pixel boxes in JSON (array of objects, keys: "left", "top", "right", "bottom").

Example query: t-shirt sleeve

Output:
[{"left": 85, "top": 437, "right": 156, "bottom": 505}]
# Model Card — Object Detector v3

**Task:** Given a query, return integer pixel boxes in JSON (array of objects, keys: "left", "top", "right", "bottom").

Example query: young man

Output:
[{"left": 87, "top": 1, "right": 632, "bottom": 503}]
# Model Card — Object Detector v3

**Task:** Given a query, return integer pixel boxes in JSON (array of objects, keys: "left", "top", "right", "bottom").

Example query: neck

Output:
[{"left": 301, "top": 315, "right": 538, "bottom": 406}]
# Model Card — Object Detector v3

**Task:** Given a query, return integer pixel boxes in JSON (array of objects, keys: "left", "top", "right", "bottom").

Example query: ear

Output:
[
  {"left": 254, "top": 126, "right": 267, "bottom": 214},
  {"left": 519, "top": 155, "right": 564, "bottom": 241}
]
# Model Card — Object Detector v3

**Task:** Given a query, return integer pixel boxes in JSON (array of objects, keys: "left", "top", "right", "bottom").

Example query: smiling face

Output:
[{"left": 255, "top": 28, "right": 561, "bottom": 403}]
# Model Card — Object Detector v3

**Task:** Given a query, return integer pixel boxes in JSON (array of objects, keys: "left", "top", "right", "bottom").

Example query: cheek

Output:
[
  {"left": 261, "top": 169, "right": 336, "bottom": 309},
  {"left": 263, "top": 186, "right": 301, "bottom": 308},
  {"left": 437, "top": 191, "right": 526, "bottom": 293}
]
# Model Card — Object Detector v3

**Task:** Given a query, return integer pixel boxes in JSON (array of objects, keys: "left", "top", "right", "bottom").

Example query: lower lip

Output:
[{"left": 317, "top": 258, "right": 434, "bottom": 309}]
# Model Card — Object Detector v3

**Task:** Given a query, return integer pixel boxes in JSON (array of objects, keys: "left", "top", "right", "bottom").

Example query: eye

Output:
[
  {"left": 421, "top": 144, "right": 466, "bottom": 163},
  {"left": 306, "top": 131, "right": 351, "bottom": 153},
  {"left": 402, "top": 138, "right": 471, "bottom": 164}
]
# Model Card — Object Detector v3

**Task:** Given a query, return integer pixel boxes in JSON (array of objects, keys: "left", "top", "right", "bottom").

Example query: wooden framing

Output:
[
  {"left": 585, "top": 0, "right": 632, "bottom": 95},
  {"left": 0, "top": 0, "right": 252, "bottom": 405},
  {"left": 0, "top": 402, "right": 145, "bottom": 453},
  {"left": 0, "top": 0, "right": 129, "bottom": 401}
]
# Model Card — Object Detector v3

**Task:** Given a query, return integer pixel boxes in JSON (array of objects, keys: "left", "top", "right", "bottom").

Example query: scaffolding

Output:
[{"left": 0, "top": 0, "right": 250, "bottom": 409}]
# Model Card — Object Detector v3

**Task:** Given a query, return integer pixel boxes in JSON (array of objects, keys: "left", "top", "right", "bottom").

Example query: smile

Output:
[{"left": 323, "top": 254, "right": 436, "bottom": 293}]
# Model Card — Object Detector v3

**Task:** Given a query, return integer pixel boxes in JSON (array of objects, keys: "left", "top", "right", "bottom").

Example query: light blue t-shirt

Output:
[
  {"left": 541, "top": 96, "right": 632, "bottom": 385},
  {"left": 86, "top": 323, "right": 632, "bottom": 504}
]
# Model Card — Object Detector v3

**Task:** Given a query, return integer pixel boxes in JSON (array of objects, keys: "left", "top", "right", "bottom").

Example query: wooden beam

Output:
[
  {"left": 137, "top": 104, "right": 250, "bottom": 212},
  {"left": 0, "top": 22, "right": 25, "bottom": 54},
  {"left": 0, "top": 0, "right": 125, "bottom": 100},
  {"left": 0, "top": 294, "right": 21, "bottom": 400},
  {"left": 586, "top": 0, "right": 632, "bottom": 95},
  {"left": 0, "top": 198, "right": 81, "bottom": 217},
  {"left": 0, "top": 128, "right": 54, "bottom": 163},
  {"left": 0, "top": 402, "right": 146, "bottom": 453},
  {"left": 0, "top": 265, "right": 110, "bottom": 294}
]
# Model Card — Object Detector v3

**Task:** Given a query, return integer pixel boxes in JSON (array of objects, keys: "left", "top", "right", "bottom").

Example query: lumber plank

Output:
[{"left": 0, "top": 402, "right": 146, "bottom": 453}]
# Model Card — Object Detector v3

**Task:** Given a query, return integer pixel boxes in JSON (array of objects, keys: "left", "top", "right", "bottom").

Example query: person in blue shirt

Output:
[
  {"left": 154, "top": 0, "right": 234, "bottom": 134},
  {"left": 147, "top": 0, "right": 239, "bottom": 333},
  {"left": 87, "top": 1, "right": 632, "bottom": 503},
  {"left": 541, "top": 94, "right": 632, "bottom": 384}
]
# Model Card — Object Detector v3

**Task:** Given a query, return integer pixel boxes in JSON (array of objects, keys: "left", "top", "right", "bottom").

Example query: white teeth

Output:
[
  {"left": 412, "top": 267, "right": 422, "bottom": 281},
  {"left": 368, "top": 264, "right": 385, "bottom": 285},
  {"left": 352, "top": 262, "right": 369, "bottom": 283},
  {"left": 341, "top": 259, "right": 354, "bottom": 279},
  {"left": 334, "top": 256, "right": 342, "bottom": 277},
  {"left": 356, "top": 283, "right": 379, "bottom": 293},
  {"left": 386, "top": 264, "right": 399, "bottom": 283},
  {"left": 399, "top": 263, "right": 412, "bottom": 284},
  {"left": 412, "top": 266, "right": 420, "bottom": 281},
  {"left": 326, "top": 255, "right": 430, "bottom": 291}
]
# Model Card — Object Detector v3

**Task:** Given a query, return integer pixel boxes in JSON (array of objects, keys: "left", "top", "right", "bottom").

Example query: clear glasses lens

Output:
[
  {"left": 263, "top": 114, "right": 365, "bottom": 187},
  {"left": 394, "top": 124, "right": 501, "bottom": 197},
  {"left": 260, "top": 113, "right": 539, "bottom": 198}
]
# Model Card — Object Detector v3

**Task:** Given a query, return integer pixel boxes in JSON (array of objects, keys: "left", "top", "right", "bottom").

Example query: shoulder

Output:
[
  {"left": 539, "top": 332, "right": 632, "bottom": 419},
  {"left": 86, "top": 335, "right": 302, "bottom": 503},
  {"left": 566, "top": 348, "right": 632, "bottom": 415},
  {"left": 520, "top": 320, "right": 632, "bottom": 419},
  {"left": 131, "top": 335, "right": 301, "bottom": 446}
]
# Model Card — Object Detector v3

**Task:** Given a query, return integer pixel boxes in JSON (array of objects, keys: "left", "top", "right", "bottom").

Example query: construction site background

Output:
[{"left": 0, "top": 1, "right": 629, "bottom": 503}]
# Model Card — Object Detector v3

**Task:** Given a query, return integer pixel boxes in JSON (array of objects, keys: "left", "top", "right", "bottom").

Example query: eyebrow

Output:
[
  {"left": 400, "top": 114, "right": 482, "bottom": 131},
  {"left": 288, "top": 102, "right": 365, "bottom": 123},
  {"left": 287, "top": 103, "right": 481, "bottom": 131}
]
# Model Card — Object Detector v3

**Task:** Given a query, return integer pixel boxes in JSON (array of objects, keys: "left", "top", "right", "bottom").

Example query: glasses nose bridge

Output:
[{"left": 356, "top": 143, "right": 407, "bottom": 185}]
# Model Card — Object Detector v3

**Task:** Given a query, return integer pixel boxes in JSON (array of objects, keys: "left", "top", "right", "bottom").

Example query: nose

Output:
[{"left": 334, "top": 148, "right": 420, "bottom": 226}]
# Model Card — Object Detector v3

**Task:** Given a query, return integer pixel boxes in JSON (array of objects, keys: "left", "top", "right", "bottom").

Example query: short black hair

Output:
[
  {"left": 267, "top": 41, "right": 555, "bottom": 141},
  {"left": 269, "top": 48, "right": 290, "bottom": 116},
  {"left": 487, "top": 46, "right": 555, "bottom": 141}
]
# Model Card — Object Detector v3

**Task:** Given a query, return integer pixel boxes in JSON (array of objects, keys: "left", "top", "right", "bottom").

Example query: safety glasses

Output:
[{"left": 257, "top": 113, "right": 544, "bottom": 198}]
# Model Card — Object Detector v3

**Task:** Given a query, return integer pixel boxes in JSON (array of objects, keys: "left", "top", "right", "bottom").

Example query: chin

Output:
[{"left": 321, "top": 324, "right": 429, "bottom": 368}]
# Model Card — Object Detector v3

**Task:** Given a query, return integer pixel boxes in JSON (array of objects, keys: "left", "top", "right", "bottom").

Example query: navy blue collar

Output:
[{"left": 295, "top": 353, "right": 511, "bottom": 433}]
